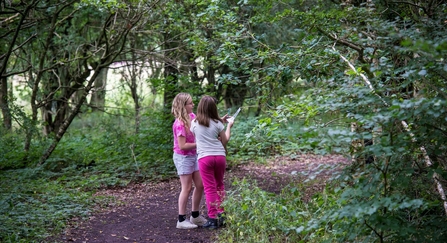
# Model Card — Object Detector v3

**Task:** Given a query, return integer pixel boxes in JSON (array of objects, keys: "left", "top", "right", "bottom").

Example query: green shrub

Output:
[
  {"left": 0, "top": 110, "right": 176, "bottom": 242},
  {"left": 0, "top": 168, "right": 96, "bottom": 241},
  {"left": 219, "top": 178, "right": 310, "bottom": 243},
  {"left": 304, "top": 164, "right": 447, "bottom": 243},
  {"left": 0, "top": 130, "right": 44, "bottom": 170}
]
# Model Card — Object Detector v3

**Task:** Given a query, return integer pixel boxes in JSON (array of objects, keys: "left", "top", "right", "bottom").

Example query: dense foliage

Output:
[{"left": 1, "top": 0, "right": 447, "bottom": 242}]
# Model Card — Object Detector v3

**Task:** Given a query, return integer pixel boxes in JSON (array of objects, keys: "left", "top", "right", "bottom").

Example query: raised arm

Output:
[{"left": 219, "top": 120, "right": 234, "bottom": 147}]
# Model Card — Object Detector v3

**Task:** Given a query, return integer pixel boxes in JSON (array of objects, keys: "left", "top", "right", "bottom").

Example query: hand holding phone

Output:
[{"left": 226, "top": 107, "right": 241, "bottom": 123}]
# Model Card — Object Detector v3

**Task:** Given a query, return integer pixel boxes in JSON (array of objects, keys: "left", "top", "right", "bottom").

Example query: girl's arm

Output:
[
  {"left": 219, "top": 121, "right": 234, "bottom": 147},
  {"left": 177, "top": 136, "right": 196, "bottom": 150}
]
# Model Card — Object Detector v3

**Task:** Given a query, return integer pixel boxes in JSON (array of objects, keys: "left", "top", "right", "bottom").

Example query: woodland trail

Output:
[{"left": 48, "top": 153, "right": 349, "bottom": 243}]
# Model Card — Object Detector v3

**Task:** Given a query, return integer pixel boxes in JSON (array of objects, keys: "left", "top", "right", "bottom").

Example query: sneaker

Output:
[
  {"left": 217, "top": 212, "right": 226, "bottom": 227},
  {"left": 176, "top": 219, "right": 198, "bottom": 229},
  {"left": 190, "top": 215, "right": 207, "bottom": 226},
  {"left": 202, "top": 218, "right": 218, "bottom": 229}
]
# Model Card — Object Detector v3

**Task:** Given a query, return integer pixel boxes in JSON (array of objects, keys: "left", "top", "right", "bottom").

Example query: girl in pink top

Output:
[{"left": 171, "top": 93, "right": 207, "bottom": 229}]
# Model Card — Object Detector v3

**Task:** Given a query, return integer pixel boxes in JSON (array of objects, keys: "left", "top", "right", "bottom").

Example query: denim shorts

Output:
[{"left": 173, "top": 153, "right": 199, "bottom": 175}]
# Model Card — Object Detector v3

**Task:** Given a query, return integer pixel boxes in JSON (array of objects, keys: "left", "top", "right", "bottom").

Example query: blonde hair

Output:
[{"left": 171, "top": 93, "right": 193, "bottom": 131}]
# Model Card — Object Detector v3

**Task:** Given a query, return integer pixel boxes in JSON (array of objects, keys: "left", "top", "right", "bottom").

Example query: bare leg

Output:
[
  {"left": 191, "top": 170, "right": 204, "bottom": 211},
  {"left": 178, "top": 174, "right": 193, "bottom": 215}
]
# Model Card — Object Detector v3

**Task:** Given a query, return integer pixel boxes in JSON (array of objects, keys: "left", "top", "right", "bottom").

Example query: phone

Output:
[{"left": 227, "top": 107, "right": 241, "bottom": 123}]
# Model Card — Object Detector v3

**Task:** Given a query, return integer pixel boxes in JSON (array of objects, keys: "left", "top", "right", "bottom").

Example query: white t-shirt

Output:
[{"left": 190, "top": 119, "right": 226, "bottom": 160}]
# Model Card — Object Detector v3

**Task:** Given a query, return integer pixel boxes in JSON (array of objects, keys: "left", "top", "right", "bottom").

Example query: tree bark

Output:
[
  {"left": 39, "top": 9, "right": 141, "bottom": 164},
  {"left": 163, "top": 64, "right": 179, "bottom": 110},
  {"left": 220, "top": 66, "right": 247, "bottom": 109},
  {"left": 0, "top": 76, "right": 11, "bottom": 130},
  {"left": 162, "top": 31, "right": 181, "bottom": 110},
  {"left": 0, "top": 2, "right": 35, "bottom": 131},
  {"left": 127, "top": 55, "right": 141, "bottom": 135},
  {"left": 90, "top": 67, "right": 108, "bottom": 112},
  {"left": 27, "top": 31, "right": 57, "bottom": 150}
]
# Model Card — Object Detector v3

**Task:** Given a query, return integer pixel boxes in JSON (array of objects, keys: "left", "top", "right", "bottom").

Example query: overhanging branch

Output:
[
  {"left": 318, "top": 27, "right": 374, "bottom": 78},
  {"left": 335, "top": 47, "right": 447, "bottom": 216}
]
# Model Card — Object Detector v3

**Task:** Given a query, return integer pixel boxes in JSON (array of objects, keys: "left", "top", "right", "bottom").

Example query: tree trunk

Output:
[
  {"left": 220, "top": 66, "right": 247, "bottom": 109},
  {"left": 206, "top": 65, "right": 217, "bottom": 95},
  {"left": 90, "top": 67, "right": 108, "bottom": 112},
  {"left": 39, "top": 5, "right": 140, "bottom": 164},
  {"left": 255, "top": 89, "right": 263, "bottom": 117},
  {"left": 134, "top": 102, "right": 140, "bottom": 135},
  {"left": 0, "top": 76, "right": 12, "bottom": 130},
  {"left": 41, "top": 66, "right": 70, "bottom": 137},
  {"left": 162, "top": 32, "right": 181, "bottom": 110},
  {"left": 0, "top": 1, "right": 34, "bottom": 131},
  {"left": 128, "top": 59, "right": 141, "bottom": 135},
  {"left": 163, "top": 64, "right": 180, "bottom": 110},
  {"left": 39, "top": 66, "right": 101, "bottom": 164}
]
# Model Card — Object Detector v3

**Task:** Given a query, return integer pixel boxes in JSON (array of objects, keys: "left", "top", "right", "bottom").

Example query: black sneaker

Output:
[
  {"left": 217, "top": 213, "right": 226, "bottom": 227},
  {"left": 202, "top": 218, "right": 218, "bottom": 229}
]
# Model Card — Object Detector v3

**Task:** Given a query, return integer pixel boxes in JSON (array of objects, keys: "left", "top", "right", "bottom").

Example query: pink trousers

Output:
[{"left": 198, "top": 155, "right": 226, "bottom": 219}]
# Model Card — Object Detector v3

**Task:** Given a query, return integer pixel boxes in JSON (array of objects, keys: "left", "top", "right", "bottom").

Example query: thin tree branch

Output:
[
  {"left": 364, "top": 220, "right": 382, "bottom": 239},
  {"left": 0, "top": 2, "right": 35, "bottom": 77},
  {"left": 389, "top": 1, "right": 424, "bottom": 9},
  {"left": 0, "top": 33, "right": 36, "bottom": 63},
  {"left": 318, "top": 27, "right": 375, "bottom": 78},
  {"left": 39, "top": 7, "right": 143, "bottom": 164},
  {"left": 2, "top": 65, "right": 31, "bottom": 77},
  {"left": 388, "top": 1, "right": 430, "bottom": 17},
  {"left": 335, "top": 47, "right": 447, "bottom": 216},
  {"left": 319, "top": 27, "right": 363, "bottom": 54},
  {"left": 0, "top": 12, "right": 19, "bottom": 25}
]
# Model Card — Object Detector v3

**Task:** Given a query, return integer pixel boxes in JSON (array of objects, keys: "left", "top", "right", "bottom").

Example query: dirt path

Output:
[{"left": 48, "top": 154, "right": 348, "bottom": 243}]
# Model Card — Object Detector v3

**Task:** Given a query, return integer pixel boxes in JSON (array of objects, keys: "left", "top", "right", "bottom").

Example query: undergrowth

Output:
[
  {"left": 0, "top": 111, "right": 176, "bottom": 241},
  {"left": 219, "top": 177, "right": 338, "bottom": 243},
  {"left": 2, "top": 92, "right": 446, "bottom": 242},
  {"left": 0, "top": 168, "right": 97, "bottom": 242},
  {"left": 0, "top": 107, "right": 310, "bottom": 242},
  {"left": 218, "top": 89, "right": 447, "bottom": 242}
]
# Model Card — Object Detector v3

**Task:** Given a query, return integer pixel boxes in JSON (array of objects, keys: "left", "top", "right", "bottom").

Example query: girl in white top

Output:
[{"left": 191, "top": 95, "right": 234, "bottom": 229}]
